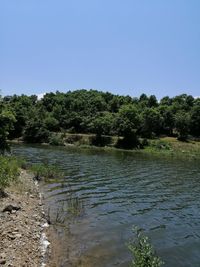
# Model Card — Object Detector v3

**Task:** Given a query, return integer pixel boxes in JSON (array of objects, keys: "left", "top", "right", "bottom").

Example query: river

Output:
[{"left": 12, "top": 144, "right": 200, "bottom": 267}]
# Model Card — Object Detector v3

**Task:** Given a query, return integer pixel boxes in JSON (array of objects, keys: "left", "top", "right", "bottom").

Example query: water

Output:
[{"left": 12, "top": 144, "right": 200, "bottom": 267}]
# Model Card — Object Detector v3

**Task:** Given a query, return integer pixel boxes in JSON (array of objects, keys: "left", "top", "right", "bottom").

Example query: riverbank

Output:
[
  {"left": 143, "top": 137, "right": 200, "bottom": 159},
  {"left": 10, "top": 134, "right": 200, "bottom": 160},
  {"left": 0, "top": 169, "right": 49, "bottom": 267}
]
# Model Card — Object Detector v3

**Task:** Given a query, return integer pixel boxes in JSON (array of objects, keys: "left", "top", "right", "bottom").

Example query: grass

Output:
[
  {"left": 0, "top": 156, "right": 24, "bottom": 197},
  {"left": 59, "top": 133, "right": 200, "bottom": 159},
  {"left": 143, "top": 137, "right": 200, "bottom": 159},
  {"left": 30, "top": 162, "right": 64, "bottom": 182},
  {"left": 11, "top": 133, "right": 200, "bottom": 160}
]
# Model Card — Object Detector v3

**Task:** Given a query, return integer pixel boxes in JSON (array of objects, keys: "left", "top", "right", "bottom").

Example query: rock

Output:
[
  {"left": 0, "top": 259, "right": 6, "bottom": 264},
  {"left": 0, "top": 253, "right": 6, "bottom": 259},
  {"left": 8, "top": 234, "right": 16, "bottom": 240},
  {"left": 0, "top": 189, "right": 8, "bottom": 198},
  {"left": 0, "top": 253, "right": 6, "bottom": 265},
  {"left": 15, "top": 233, "right": 22, "bottom": 238},
  {"left": 2, "top": 204, "right": 21, "bottom": 213}
]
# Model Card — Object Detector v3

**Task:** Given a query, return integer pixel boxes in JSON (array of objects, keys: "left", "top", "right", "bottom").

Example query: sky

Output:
[{"left": 1, "top": 0, "right": 200, "bottom": 99}]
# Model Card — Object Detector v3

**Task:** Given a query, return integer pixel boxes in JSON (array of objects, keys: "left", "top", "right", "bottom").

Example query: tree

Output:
[
  {"left": 89, "top": 112, "right": 114, "bottom": 136},
  {"left": 88, "top": 112, "right": 114, "bottom": 146},
  {"left": 141, "top": 108, "right": 163, "bottom": 138},
  {"left": 4, "top": 94, "right": 36, "bottom": 138},
  {"left": 190, "top": 104, "right": 200, "bottom": 137},
  {"left": 44, "top": 115, "right": 59, "bottom": 131},
  {"left": 148, "top": 95, "right": 158, "bottom": 108},
  {"left": 0, "top": 106, "right": 16, "bottom": 153},
  {"left": 175, "top": 112, "right": 190, "bottom": 141},
  {"left": 23, "top": 116, "right": 50, "bottom": 143},
  {"left": 160, "top": 96, "right": 172, "bottom": 106},
  {"left": 115, "top": 104, "right": 140, "bottom": 148},
  {"left": 158, "top": 105, "right": 175, "bottom": 135}
]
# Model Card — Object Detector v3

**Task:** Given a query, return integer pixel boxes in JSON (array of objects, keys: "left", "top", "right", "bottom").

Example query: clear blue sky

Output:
[{"left": 1, "top": 0, "right": 200, "bottom": 99}]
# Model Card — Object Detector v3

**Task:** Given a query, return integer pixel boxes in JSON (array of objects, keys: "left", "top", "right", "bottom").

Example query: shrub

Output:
[
  {"left": 139, "top": 138, "right": 149, "bottom": 149},
  {"left": 128, "top": 227, "right": 164, "bottom": 267},
  {"left": 0, "top": 156, "right": 20, "bottom": 197},
  {"left": 49, "top": 133, "right": 64, "bottom": 146},
  {"left": 89, "top": 135, "right": 112, "bottom": 147}
]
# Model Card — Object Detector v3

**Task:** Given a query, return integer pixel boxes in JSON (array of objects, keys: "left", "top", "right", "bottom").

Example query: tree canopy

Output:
[{"left": 1, "top": 90, "right": 200, "bottom": 149}]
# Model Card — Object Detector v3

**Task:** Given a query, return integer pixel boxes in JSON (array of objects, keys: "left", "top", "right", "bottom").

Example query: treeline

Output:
[{"left": 1, "top": 90, "right": 200, "bottom": 149}]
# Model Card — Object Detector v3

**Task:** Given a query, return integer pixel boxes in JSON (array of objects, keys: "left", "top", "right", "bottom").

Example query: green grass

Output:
[
  {"left": 11, "top": 133, "right": 200, "bottom": 160},
  {"left": 59, "top": 133, "right": 200, "bottom": 159},
  {"left": 30, "top": 162, "right": 64, "bottom": 182},
  {"left": 143, "top": 137, "right": 200, "bottom": 159},
  {"left": 0, "top": 156, "right": 23, "bottom": 196}
]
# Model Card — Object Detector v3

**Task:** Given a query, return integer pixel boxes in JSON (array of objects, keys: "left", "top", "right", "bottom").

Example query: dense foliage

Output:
[
  {"left": 0, "top": 96, "right": 16, "bottom": 153},
  {"left": 1, "top": 90, "right": 200, "bottom": 148}
]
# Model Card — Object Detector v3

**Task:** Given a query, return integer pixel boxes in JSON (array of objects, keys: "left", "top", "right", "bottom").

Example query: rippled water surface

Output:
[{"left": 12, "top": 144, "right": 200, "bottom": 267}]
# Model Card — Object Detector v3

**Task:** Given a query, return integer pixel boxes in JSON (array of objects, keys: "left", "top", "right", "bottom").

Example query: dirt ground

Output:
[{"left": 0, "top": 170, "right": 49, "bottom": 267}]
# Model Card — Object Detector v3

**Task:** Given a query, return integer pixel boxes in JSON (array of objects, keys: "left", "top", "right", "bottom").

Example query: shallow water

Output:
[{"left": 12, "top": 144, "right": 200, "bottom": 267}]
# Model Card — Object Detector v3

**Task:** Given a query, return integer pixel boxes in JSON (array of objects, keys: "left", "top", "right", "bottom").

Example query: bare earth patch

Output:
[{"left": 0, "top": 170, "right": 48, "bottom": 267}]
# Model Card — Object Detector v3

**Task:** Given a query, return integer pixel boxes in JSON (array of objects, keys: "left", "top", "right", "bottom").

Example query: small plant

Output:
[
  {"left": 30, "top": 162, "right": 64, "bottom": 182},
  {"left": 128, "top": 227, "right": 164, "bottom": 267},
  {"left": 0, "top": 156, "right": 20, "bottom": 197},
  {"left": 66, "top": 196, "right": 84, "bottom": 216}
]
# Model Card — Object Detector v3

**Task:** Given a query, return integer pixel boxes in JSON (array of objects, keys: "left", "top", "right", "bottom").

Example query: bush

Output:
[
  {"left": 0, "top": 156, "right": 20, "bottom": 196},
  {"left": 49, "top": 133, "right": 64, "bottom": 146},
  {"left": 116, "top": 134, "right": 140, "bottom": 149},
  {"left": 128, "top": 227, "right": 164, "bottom": 267},
  {"left": 139, "top": 138, "right": 149, "bottom": 149},
  {"left": 89, "top": 135, "right": 112, "bottom": 147}
]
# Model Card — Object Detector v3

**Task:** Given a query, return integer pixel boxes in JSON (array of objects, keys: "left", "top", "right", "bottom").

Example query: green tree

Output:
[
  {"left": 141, "top": 108, "right": 163, "bottom": 138},
  {"left": 44, "top": 114, "right": 59, "bottom": 131},
  {"left": 89, "top": 112, "right": 114, "bottom": 136},
  {"left": 115, "top": 104, "right": 140, "bottom": 148},
  {"left": 158, "top": 105, "right": 175, "bottom": 135},
  {"left": 0, "top": 104, "right": 16, "bottom": 153},
  {"left": 148, "top": 95, "right": 158, "bottom": 108},
  {"left": 23, "top": 116, "right": 50, "bottom": 143},
  {"left": 190, "top": 103, "right": 200, "bottom": 137},
  {"left": 160, "top": 96, "right": 172, "bottom": 106},
  {"left": 175, "top": 112, "right": 190, "bottom": 141}
]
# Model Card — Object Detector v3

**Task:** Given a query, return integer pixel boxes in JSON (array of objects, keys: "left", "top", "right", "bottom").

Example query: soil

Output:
[{"left": 0, "top": 170, "right": 49, "bottom": 267}]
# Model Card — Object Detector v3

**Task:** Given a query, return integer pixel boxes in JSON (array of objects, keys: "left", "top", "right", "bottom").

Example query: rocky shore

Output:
[{"left": 0, "top": 170, "right": 49, "bottom": 267}]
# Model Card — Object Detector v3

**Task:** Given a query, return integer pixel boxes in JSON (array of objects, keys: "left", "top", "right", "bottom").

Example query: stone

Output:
[
  {"left": 0, "top": 259, "right": 6, "bottom": 264},
  {"left": 2, "top": 204, "right": 21, "bottom": 213},
  {"left": 15, "top": 233, "right": 22, "bottom": 238}
]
